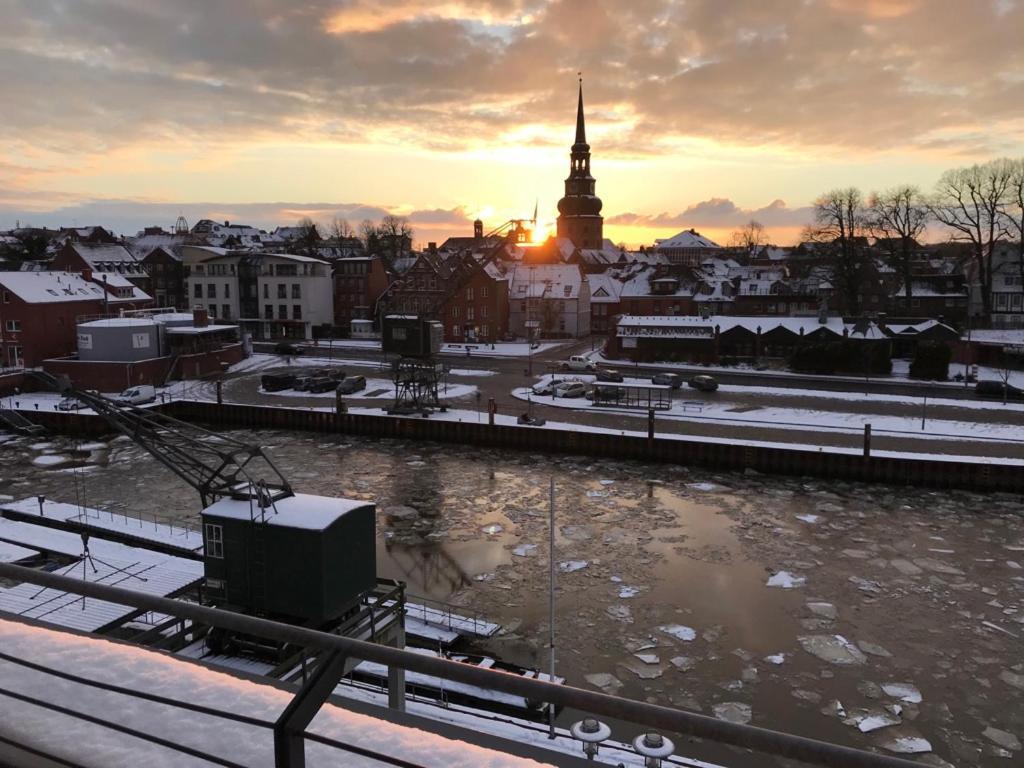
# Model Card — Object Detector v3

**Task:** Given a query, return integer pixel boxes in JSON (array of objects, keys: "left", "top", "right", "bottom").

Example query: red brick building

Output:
[
  {"left": 440, "top": 262, "right": 510, "bottom": 343},
  {"left": 332, "top": 256, "right": 390, "bottom": 333},
  {"left": 0, "top": 272, "right": 150, "bottom": 368},
  {"left": 51, "top": 241, "right": 150, "bottom": 293}
]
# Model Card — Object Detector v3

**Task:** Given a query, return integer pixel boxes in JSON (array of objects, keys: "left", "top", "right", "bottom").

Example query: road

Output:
[{"left": 238, "top": 339, "right": 1024, "bottom": 460}]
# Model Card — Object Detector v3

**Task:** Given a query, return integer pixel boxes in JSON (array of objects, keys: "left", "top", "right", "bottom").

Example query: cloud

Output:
[
  {"left": 1, "top": 0, "right": 1022, "bottom": 160},
  {"left": 0, "top": 198, "right": 468, "bottom": 239},
  {"left": 608, "top": 198, "right": 813, "bottom": 231}
]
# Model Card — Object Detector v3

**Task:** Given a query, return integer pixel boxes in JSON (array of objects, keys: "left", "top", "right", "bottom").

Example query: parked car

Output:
[
  {"left": 587, "top": 384, "right": 623, "bottom": 402},
  {"left": 532, "top": 380, "right": 557, "bottom": 396},
  {"left": 975, "top": 380, "right": 1024, "bottom": 400},
  {"left": 292, "top": 376, "right": 314, "bottom": 391},
  {"left": 56, "top": 397, "right": 84, "bottom": 411},
  {"left": 595, "top": 368, "right": 624, "bottom": 382},
  {"left": 261, "top": 373, "right": 296, "bottom": 392},
  {"left": 560, "top": 355, "right": 596, "bottom": 372},
  {"left": 113, "top": 385, "right": 156, "bottom": 406},
  {"left": 651, "top": 372, "right": 682, "bottom": 389},
  {"left": 327, "top": 369, "right": 346, "bottom": 381},
  {"left": 687, "top": 374, "right": 719, "bottom": 393},
  {"left": 306, "top": 376, "right": 339, "bottom": 393},
  {"left": 336, "top": 375, "right": 367, "bottom": 395},
  {"left": 274, "top": 341, "right": 302, "bottom": 356},
  {"left": 554, "top": 381, "right": 587, "bottom": 398}
]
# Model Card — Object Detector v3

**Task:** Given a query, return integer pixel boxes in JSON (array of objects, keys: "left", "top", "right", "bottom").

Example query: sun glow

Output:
[{"left": 529, "top": 219, "right": 553, "bottom": 243}]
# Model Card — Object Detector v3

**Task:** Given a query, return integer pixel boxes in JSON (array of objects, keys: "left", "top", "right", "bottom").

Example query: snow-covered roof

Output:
[
  {"left": 964, "top": 329, "right": 1024, "bottom": 346},
  {"left": 202, "top": 493, "right": 372, "bottom": 531},
  {"left": 885, "top": 319, "right": 957, "bottom": 336},
  {"left": 165, "top": 324, "right": 239, "bottom": 335},
  {"left": 0, "top": 272, "right": 109, "bottom": 303},
  {"left": 655, "top": 229, "right": 721, "bottom": 251},
  {"left": 91, "top": 272, "right": 152, "bottom": 303},
  {"left": 587, "top": 273, "right": 623, "bottom": 302},
  {"left": 617, "top": 314, "right": 848, "bottom": 338},
  {"left": 509, "top": 263, "right": 586, "bottom": 300},
  {"left": 78, "top": 317, "right": 156, "bottom": 329},
  {"left": 68, "top": 243, "right": 139, "bottom": 266}
]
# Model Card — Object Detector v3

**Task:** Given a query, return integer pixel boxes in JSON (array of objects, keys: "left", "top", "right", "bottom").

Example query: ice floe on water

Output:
[
  {"left": 31, "top": 454, "right": 71, "bottom": 467},
  {"left": 658, "top": 624, "right": 696, "bottom": 642},
  {"left": 511, "top": 543, "right": 537, "bottom": 557},
  {"left": 617, "top": 586, "right": 642, "bottom": 599},
  {"left": 798, "top": 635, "right": 867, "bottom": 665},
  {"left": 881, "top": 682, "right": 922, "bottom": 704},
  {"left": 712, "top": 702, "right": 751, "bottom": 724},
  {"left": 766, "top": 570, "right": 806, "bottom": 588},
  {"left": 558, "top": 560, "right": 588, "bottom": 573}
]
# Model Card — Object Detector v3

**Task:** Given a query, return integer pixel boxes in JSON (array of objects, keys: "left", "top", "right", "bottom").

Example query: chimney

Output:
[
  {"left": 474, "top": 219, "right": 483, "bottom": 240},
  {"left": 428, "top": 242, "right": 437, "bottom": 254},
  {"left": 81, "top": 268, "right": 92, "bottom": 283},
  {"left": 224, "top": 220, "right": 230, "bottom": 227},
  {"left": 193, "top": 306, "right": 209, "bottom": 328}
]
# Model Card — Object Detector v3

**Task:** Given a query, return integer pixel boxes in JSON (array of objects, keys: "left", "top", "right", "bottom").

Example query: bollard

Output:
[
  {"left": 647, "top": 407, "right": 655, "bottom": 442},
  {"left": 216, "top": 381, "right": 223, "bottom": 405},
  {"left": 863, "top": 423, "right": 871, "bottom": 458},
  {"left": 488, "top": 397, "right": 496, "bottom": 426}
]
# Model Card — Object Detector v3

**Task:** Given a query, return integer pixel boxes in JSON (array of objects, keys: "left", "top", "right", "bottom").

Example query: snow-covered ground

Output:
[
  {"left": 510, "top": 376, "right": 1024, "bottom": 444},
  {"left": 229, "top": 353, "right": 493, "bottom": 379},
  {"left": 0, "top": 619, "right": 553, "bottom": 768},
  {"left": 311, "top": 339, "right": 570, "bottom": 359}
]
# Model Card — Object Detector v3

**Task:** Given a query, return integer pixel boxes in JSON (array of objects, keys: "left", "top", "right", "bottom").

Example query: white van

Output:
[{"left": 114, "top": 385, "right": 156, "bottom": 406}]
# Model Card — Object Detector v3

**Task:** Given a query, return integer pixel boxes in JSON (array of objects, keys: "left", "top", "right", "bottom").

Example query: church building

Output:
[{"left": 556, "top": 80, "right": 604, "bottom": 249}]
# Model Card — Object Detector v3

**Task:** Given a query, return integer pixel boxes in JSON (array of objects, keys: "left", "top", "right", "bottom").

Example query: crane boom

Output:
[{"left": 33, "top": 373, "right": 292, "bottom": 507}]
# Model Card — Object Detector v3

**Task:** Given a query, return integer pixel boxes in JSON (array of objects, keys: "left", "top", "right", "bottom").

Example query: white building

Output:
[
  {"left": 507, "top": 263, "right": 590, "bottom": 338},
  {"left": 184, "top": 249, "right": 333, "bottom": 340},
  {"left": 654, "top": 229, "right": 722, "bottom": 267}
]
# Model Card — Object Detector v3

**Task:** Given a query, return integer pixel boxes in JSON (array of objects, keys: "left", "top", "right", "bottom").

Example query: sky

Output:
[{"left": 1, "top": 0, "right": 1023, "bottom": 247}]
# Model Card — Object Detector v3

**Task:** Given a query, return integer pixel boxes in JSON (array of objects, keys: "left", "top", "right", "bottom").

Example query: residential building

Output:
[
  {"left": 185, "top": 251, "right": 333, "bottom": 340},
  {"left": 332, "top": 256, "right": 391, "bottom": 334},
  {"left": 508, "top": 263, "right": 591, "bottom": 338},
  {"left": 587, "top": 272, "right": 622, "bottom": 335},
  {"left": 140, "top": 246, "right": 186, "bottom": 309},
  {"left": 440, "top": 262, "right": 510, "bottom": 343},
  {"left": 654, "top": 229, "right": 722, "bottom": 267},
  {"left": 983, "top": 243, "right": 1024, "bottom": 329},
  {"left": 51, "top": 242, "right": 150, "bottom": 293},
  {"left": 0, "top": 272, "right": 150, "bottom": 367}
]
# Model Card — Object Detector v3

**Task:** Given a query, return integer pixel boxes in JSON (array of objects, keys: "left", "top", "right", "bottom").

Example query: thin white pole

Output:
[{"left": 548, "top": 476, "right": 556, "bottom": 739}]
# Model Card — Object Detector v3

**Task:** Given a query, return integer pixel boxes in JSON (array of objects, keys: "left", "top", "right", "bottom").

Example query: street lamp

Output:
[{"left": 570, "top": 717, "right": 611, "bottom": 761}]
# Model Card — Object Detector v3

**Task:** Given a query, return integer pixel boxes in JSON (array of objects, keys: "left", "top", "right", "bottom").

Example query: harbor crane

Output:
[{"left": 31, "top": 372, "right": 292, "bottom": 508}]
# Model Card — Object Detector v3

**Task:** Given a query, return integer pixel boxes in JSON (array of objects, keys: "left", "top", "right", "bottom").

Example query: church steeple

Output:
[
  {"left": 557, "top": 74, "right": 603, "bottom": 250},
  {"left": 574, "top": 77, "right": 587, "bottom": 147}
]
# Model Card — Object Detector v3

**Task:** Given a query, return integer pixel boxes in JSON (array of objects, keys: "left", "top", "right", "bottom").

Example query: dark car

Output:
[
  {"left": 336, "top": 375, "right": 367, "bottom": 395},
  {"left": 651, "top": 372, "right": 682, "bottom": 389},
  {"left": 595, "top": 368, "right": 624, "bottom": 383},
  {"left": 306, "top": 376, "right": 339, "bottom": 393},
  {"left": 261, "top": 373, "right": 296, "bottom": 392},
  {"left": 292, "top": 375, "right": 314, "bottom": 391},
  {"left": 274, "top": 341, "right": 302, "bottom": 356},
  {"left": 975, "top": 380, "right": 1024, "bottom": 400},
  {"left": 587, "top": 384, "right": 623, "bottom": 402},
  {"left": 688, "top": 374, "right": 719, "bottom": 392}
]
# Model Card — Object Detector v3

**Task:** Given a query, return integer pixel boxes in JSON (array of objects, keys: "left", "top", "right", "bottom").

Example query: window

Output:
[
  {"left": 4, "top": 320, "right": 21, "bottom": 332},
  {"left": 466, "top": 287, "right": 474, "bottom": 301},
  {"left": 276, "top": 264, "right": 298, "bottom": 277},
  {"left": 2, "top": 291, "right": 9, "bottom": 303},
  {"left": 467, "top": 307, "right": 475, "bottom": 320},
  {"left": 480, "top": 323, "right": 489, "bottom": 338},
  {"left": 452, "top": 306, "right": 460, "bottom": 318},
  {"left": 9, "top": 346, "right": 23, "bottom": 366},
  {"left": 205, "top": 523, "right": 224, "bottom": 559},
  {"left": 277, "top": 284, "right": 287, "bottom": 299},
  {"left": 520, "top": 303, "right": 526, "bottom": 312},
  {"left": 224, "top": 283, "right": 230, "bottom": 298},
  {"left": 278, "top": 305, "right": 288, "bottom": 320},
  {"left": 263, "top": 284, "right": 269, "bottom": 299},
  {"left": 291, "top": 284, "right": 301, "bottom": 299},
  {"left": 194, "top": 284, "right": 202, "bottom": 298},
  {"left": 208, "top": 304, "right": 217, "bottom": 318},
  {"left": 207, "top": 284, "right": 216, "bottom": 299},
  {"left": 222, "top": 304, "right": 231, "bottom": 319},
  {"left": 264, "top": 305, "right": 273, "bottom": 319},
  {"left": 481, "top": 305, "right": 489, "bottom": 319},
  {"left": 482, "top": 286, "right": 489, "bottom": 299},
  {"left": 564, "top": 285, "right": 572, "bottom": 297},
  {"left": 292, "top": 305, "right": 302, "bottom": 320}
]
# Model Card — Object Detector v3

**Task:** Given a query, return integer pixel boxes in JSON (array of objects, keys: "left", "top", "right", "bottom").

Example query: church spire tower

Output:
[{"left": 557, "top": 75, "right": 603, "bottom": 249}]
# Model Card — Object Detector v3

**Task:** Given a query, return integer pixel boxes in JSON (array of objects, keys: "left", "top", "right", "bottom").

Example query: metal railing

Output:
[{"left": 0, "top": 562, "right": 927, "bottom": 768}]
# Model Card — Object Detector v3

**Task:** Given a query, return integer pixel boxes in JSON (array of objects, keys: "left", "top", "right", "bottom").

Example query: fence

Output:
[{"left": 0, "top": 562, "right": 928, "bottom": 768}]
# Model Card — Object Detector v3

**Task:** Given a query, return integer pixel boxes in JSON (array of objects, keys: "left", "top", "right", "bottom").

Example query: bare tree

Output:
[
  {"left": 378, "top": 215, "right": 413, "bottom": 265},
  {"left": 1001, "top": 158, "right": 1024, "bottom": 290},
  {"left": 329, "top": 217, "right": 354, "bottom": 242},
  {"left": 295, "top": 217, "right": 320, "bottom": 256},
  {"left": 360, "top": 219, "right": 380, "bottom": 253},
  {"left": 867, "top": 185, "right": 930, "bottom": 314},
  {"left": 930, "top": 159, "right": 1014, "bottom": 322},
  {"left": 805, "top": 188, "right": 869, "bottom": 315},
  {"left": 729, "top": 220, "right": 768, "bottom": 253}
]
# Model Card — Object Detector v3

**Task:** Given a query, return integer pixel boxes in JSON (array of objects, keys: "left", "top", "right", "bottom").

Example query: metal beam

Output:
[
  {"left": 0, "top": 563, "right": 927, "bottom": 768},
  {"left": 274, "top": 651, "right": 348, "bottom": 768}
]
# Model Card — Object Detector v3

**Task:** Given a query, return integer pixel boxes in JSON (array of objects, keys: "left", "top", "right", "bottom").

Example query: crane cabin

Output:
[{"left": 200, "top": 493, "right": 377, "bottom": 626}]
